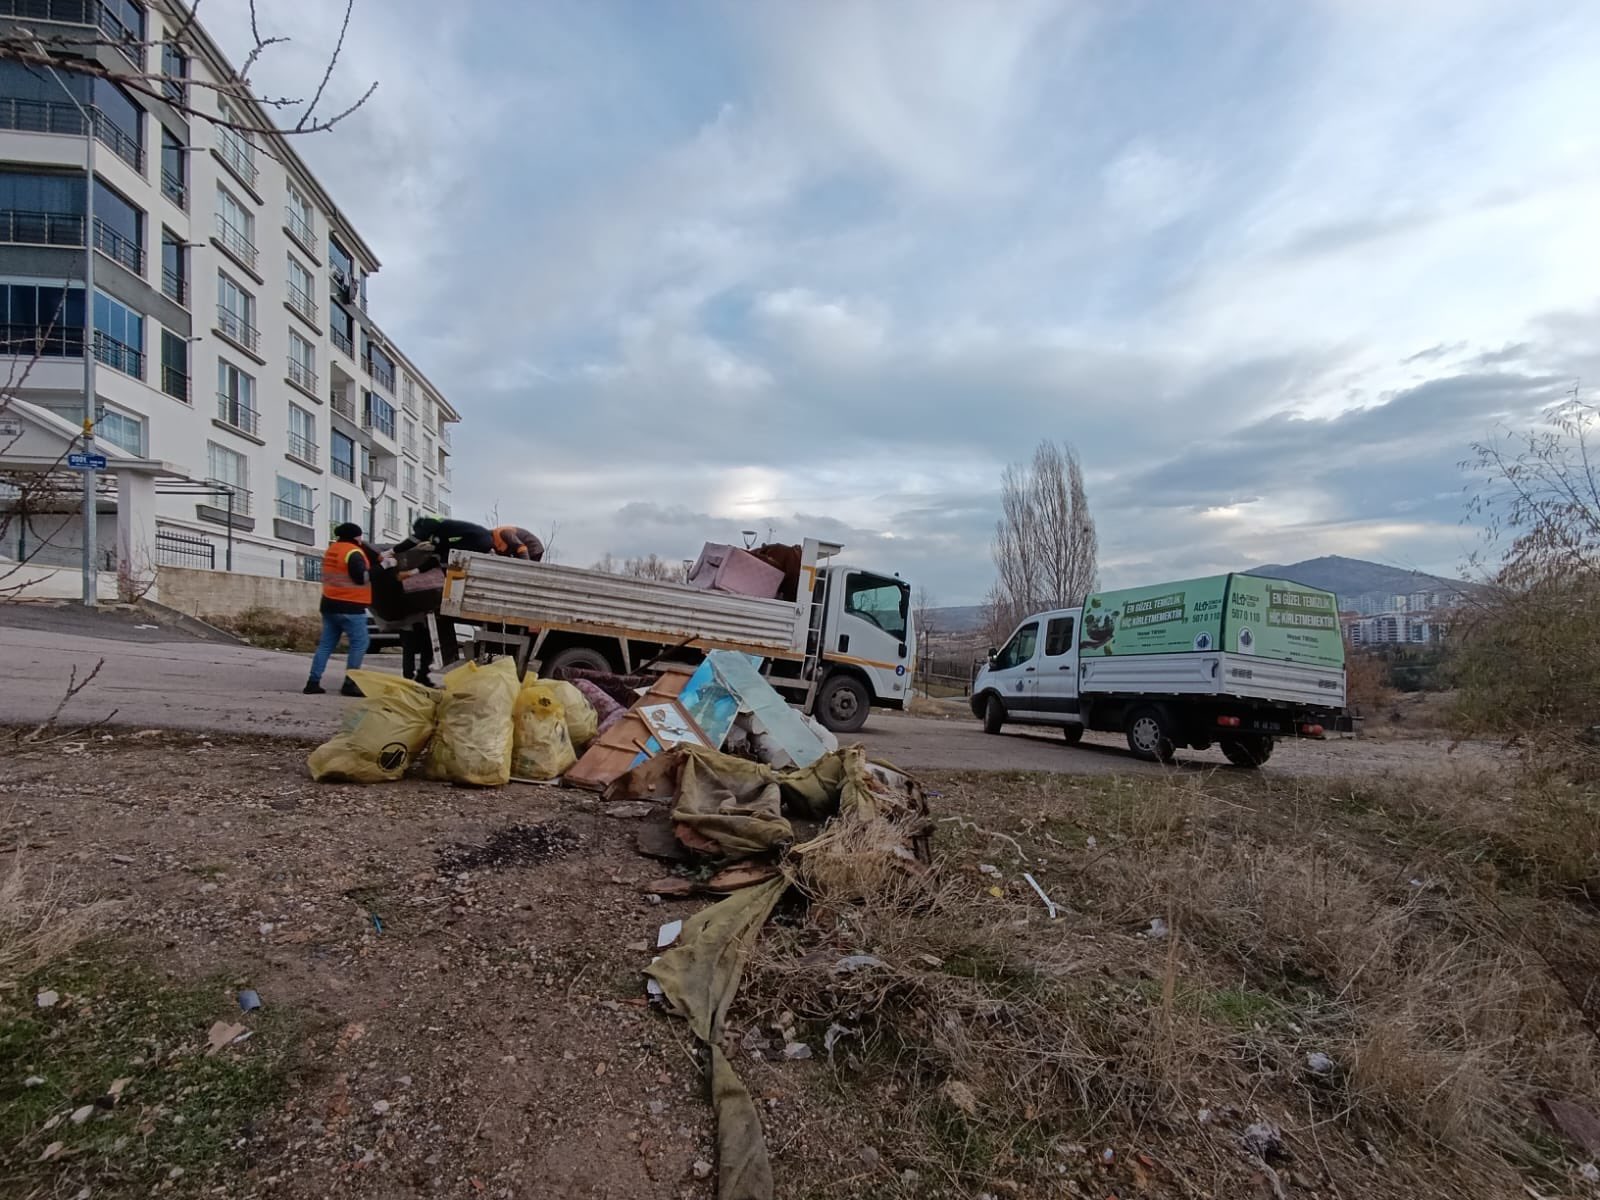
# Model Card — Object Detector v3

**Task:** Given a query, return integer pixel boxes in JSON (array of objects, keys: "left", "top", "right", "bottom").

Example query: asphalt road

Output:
[{"left": 0, "top": 605, "right": 1477, "bottom": 776}]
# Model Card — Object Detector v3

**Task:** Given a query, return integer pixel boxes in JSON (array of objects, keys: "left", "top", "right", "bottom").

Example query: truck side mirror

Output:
[{"left": 987, "top": 647, "right": 997, "bottom": 662}]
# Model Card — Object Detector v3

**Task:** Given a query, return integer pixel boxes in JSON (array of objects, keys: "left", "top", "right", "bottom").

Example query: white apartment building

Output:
[{"left": 0, "top": 0, "right": 458, "bottom": 583}]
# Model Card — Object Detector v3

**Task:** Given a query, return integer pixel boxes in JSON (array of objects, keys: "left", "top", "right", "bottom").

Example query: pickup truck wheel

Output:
[
  {"left": 1126, "top": 706, "right": 1177, "bottom": 764},
  {"left": 542, "top": 645, "right": 613, "bottom": 675},
  {"left": 982, "top": 695, "right": 1005, "bottom": 735},
  {"left": 1061, "top": 723, "right": 1084, "bottom": 746},
  {"left": 817, "top": 674, "right": 870, "bottom": 734},
  {"left": 1221, "top": 736, "right": 1274, "bottom": 768}
]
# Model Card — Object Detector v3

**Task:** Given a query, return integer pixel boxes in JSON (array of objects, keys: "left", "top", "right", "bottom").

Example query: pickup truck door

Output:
[
  {"left": 827, "top": 570, "right": 911, "bottom": 702},
  {"left": 986, "top": 619, "right": 1042, "bottom": 715},
  {"left": 1033, "top": 612, "right": 1081, "bottom": 721}
]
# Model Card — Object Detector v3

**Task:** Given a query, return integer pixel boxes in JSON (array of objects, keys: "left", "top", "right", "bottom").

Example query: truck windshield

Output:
[{"left": 844, "top": 573, "right": 909, "bottom": 640}]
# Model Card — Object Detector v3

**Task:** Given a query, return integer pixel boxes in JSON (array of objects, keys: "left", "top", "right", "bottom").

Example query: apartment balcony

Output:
[
  {"left": 284, "top": 205, "right": 314, "bottom": 253},
  {"left": 440, "top": 463, "right": 453, "bottom": 486},
  {"left": 0, "top": 209, "right": 84, "bottom": 247},
  {"left": 161, "top": 167, "right": 186, "bottom": 210},
  {"left": 203, "top": 479, "right": 252, "bottom": 517},
  {"left": 331, "top": 389, "right": 357, "bottom": 424},
  {"left": 92, "top": 330, "right": 141, "bottom": 378},
  {"left": 162, "top": 363, "right": 189, "bottom": 402},
  {"left": 330, "top": 324, "right": 354, "bottom": 358},
  {"left": 215, "top": 392, "right": 260, "bottom": 438},
  {"left": 287, "top": 357, "right": 319, "bottom": 397},
  {"left": 365, "top": 355, "right": 396, "bottom": 394},
  {"left": 92, "top": 218, "right": 143, "bottom": 275},
  {"left": 331, "top": 457, "right": 356, "bottom": 484},
  {"left": 439, "top": 423, "right": 453, "bottom": 452},
  {"left": 161, "top": 266, "right": 188, "bottom": 307},
  {"left": 95, "top": 0, "right": 143, "bottom": 68},
  {"left": 0, "top": 98, "right": 143, "bottom": 172},
  {"left": 214, "top": 128, "right": 259, "bottom": 190},
  {"left": 276, "top": 494, "right": 315, "bottom": 525},
  {"left": 1, "top": 322, "right": 83, "bottom": 358},
  {"left": 214, "top": 213, "right": 258, "bottom": 272},
  {"left": 402, "top": 435, "right": 417, "bottom": 458},
  {"left": 363, "top": 405, "right": 396, "bottom": 441},
  {"left": 401, "top": 381, "right": 417, "bottom": 415},
  {"left": 216, "top": 304, "right": 260, "bottom": 354},
  {"left": 287, "top": 282, "right": 318, "bottom": 325}
]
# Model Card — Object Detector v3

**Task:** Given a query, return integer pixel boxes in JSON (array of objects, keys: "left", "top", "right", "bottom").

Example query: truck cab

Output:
[
  {"left": 970, "top": 607, "right": 1086, "bottom": 742},
  {"left": 805, "top": 565, "right": 914, "bottom": 732}
]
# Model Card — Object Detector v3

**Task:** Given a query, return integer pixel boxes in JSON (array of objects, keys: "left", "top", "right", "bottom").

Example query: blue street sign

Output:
[{"left": 67, "top": 452, "right": 108, "bottom": 470}]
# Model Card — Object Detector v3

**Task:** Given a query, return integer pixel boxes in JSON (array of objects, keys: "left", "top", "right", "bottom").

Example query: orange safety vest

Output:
[
  {"left": 491, "top": 525, "right": 531, "bottom": 558},
  {"left": 321, "top": 540, "right": 371, "bottom": 605}
]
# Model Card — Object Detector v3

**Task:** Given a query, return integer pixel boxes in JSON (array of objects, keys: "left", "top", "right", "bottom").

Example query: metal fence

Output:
[{"left": 155, "top": 529, "right": 215, "bottom": 569}]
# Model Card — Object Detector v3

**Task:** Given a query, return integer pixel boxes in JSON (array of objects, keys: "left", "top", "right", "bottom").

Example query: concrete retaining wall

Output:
[{"left": 157, "top": 565, "right": 320, "bottom": 620}]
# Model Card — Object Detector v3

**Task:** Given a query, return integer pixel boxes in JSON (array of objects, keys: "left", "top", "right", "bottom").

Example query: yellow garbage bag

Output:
[
  {"left": 308, "top": 670, "right": 438, "bottom": 783},
  {"left": 512, "top": 687, "right": 577, "bottom": 780},
  {"left": 518, "top": 678, "right": 598, "bottom": 750},
  {"left": 425, "top": 657, "right": 520, "bottom": 786}
]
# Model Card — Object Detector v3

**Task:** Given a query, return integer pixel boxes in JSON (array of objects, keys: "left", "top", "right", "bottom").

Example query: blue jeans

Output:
[{"left": 309, "top": 611, "right": 369, "bottom": 683}]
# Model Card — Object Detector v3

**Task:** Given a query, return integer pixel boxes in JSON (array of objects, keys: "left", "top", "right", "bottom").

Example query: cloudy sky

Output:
[{"left": 210, "top": 0, "right": 1600, "bottom": 604}]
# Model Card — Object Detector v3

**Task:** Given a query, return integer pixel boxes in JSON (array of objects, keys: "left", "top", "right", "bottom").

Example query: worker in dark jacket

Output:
[
  {"left": 491, "top": 525, "right": 544, "bottom": 561},
  {"left": 305, "top": 523, "right": 372, "bottom": 697},
  {"left": 412, "top": 516, "right": 494, "bottom": 560}
]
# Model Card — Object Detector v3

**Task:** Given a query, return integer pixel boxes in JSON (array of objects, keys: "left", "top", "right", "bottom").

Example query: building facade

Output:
[{"left": 0, "top": 0, "right": 457, "bottom": 582}]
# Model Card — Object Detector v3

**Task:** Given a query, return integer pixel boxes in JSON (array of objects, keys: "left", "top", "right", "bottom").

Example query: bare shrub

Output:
[
  {"left": 0, "top": 853, "right": 111, "bottom": 981},
  {"left": 209, "top": 606, "right": 322, "bottom": 652}
]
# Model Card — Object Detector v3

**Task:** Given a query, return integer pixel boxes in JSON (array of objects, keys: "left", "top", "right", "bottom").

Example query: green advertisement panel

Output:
[
  {"left": 1080, "top": 575, "right": 1229, "bottom": 656},
  {"left": 1223, "top": 575, "right": 1344, "bottom": 667}
]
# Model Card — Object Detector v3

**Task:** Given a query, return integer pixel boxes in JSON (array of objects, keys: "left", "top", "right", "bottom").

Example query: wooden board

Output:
[{"left": 563, "top": 671, "right": 692, "bottom": 792}]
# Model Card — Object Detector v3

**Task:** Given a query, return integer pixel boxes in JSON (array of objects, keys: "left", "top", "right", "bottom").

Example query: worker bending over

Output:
[
  {"left": 411, "top": 516, "right": 493, "bottom": 561},
  {"left": 491, "top": 525, "right": 544, "bottom": 561}
]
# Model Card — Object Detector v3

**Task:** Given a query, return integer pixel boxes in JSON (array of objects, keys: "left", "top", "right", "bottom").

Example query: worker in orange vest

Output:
[
  {"left": 491, "top": 525, "right": 544, "bottom": 561},
  {"left": 304, "top": 522, "right": 373, "bottom": 697}
]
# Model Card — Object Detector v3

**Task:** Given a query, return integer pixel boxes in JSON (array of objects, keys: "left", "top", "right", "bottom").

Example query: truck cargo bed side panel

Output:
[
  {"left": 441, "top": 553, "right": 806, "bottom": 660},
  {"left": 1080, "top": 652, "right": 1345, "bottom": 706},
  {"left": 1216, "top": 654, "right": 1347, "bottom": 707}
]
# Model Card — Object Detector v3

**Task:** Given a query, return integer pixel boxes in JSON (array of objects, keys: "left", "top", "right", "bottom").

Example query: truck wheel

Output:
[
  {"left": 542, "top": 645, "right": 613, "bottom": 676},
  {"left": 1221, "top": 736, "right": 1274, "bottom": 768},
  {"left": 1125, "top": 706, "right": 1177, "bottom": 764},
  {"left": 982, "top": 695, "right": 1005, "bottom": 735},
  {"left": 1061, "top": 723, "right": 1084, "bottom": 746},
  {"left": 816, "top": 674, "right": 871, "bottom": 734}
]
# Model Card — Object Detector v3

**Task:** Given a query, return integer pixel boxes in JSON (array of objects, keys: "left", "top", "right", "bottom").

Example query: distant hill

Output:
[
  {"left": 922, "top": 604, "right": 987, "bottom": 634},
  {"left": 1247, "top": 555, "right": 1471, "bottom": 605}
]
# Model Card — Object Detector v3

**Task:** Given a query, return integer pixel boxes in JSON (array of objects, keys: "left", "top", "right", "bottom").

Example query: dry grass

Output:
[
  {"left": 738, "top": 765, "right": 1600, "bottom": 1198},
  {"left": 208, "top": 605, "right": 323, "bottom": 652},
  {"left": 0, "top": 851, "right": 111, "bottom": 982}
]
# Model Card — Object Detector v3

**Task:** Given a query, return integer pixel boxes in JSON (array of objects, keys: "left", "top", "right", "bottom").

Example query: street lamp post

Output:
[{"left": 364, "top": 475, "right": 388, "bottom": 543}]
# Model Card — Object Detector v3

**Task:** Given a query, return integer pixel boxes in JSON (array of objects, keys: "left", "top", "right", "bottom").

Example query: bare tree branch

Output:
[{"left": 985, "top": 441, "right": 1098, "bottom": 645}]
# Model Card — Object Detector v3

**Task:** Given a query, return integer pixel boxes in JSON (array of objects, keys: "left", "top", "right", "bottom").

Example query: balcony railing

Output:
[
  {"left": 216, "top": 304, "right": 259, "bottom": 352},
  {"left": 331, "top": 391, "right": 357, "bottom": 422},
  {"left": 440, "top": 463, "right": 453, "bottom": 486},
  {"left": 364, "top": 406, "right": 396, "bottom": 440},
  {"left": 0, "top": 209, "right": 84, "bottom": 247},
  {"left": 440, "top": 423, "right": 452, "bottom": 451},
  {"left": 162, "top": 266, "right": 187, "bottom": 306},
  {"left": 214, "top": 213, "right": 258, "bottom": 270},
  {"left": 92, "top": 330, "right": 141, "bottom": 377},
  {"left": 90, "top": 110, "right": 142, "bottom": 171},
  {"left": 215, "top": 392, "right": 260, "bottom": 437},
  {"left": 332, "top": 457, "right": 356, "bottom": 483},
  {"left": 93, "top": 218, "right": 143, "bottom": 274},
  {"left": 0, "top": 323, "right": 84, "bottom": 358},
  {"left": 364, "top": 356, "right": 396, "bottom": 393},
  {"left": 0, "top": 1, "right": 95, "bottom": 21},
  {"left": 215, "top": 128, "right": 259, "bottom": 188},
  {"left": 161, "top": 167, "right": 186, "bottom": 210},
  {"left": 402, "top": 435, "right": 417, "bottom": 457},
  {"left": 330, "top": 325, "right": 353, "bottom": 357},
  {"left": 402, "top": 382, "right": 417, "bottom": 415},
  {"left": 285, "top": 205, "right": 313, "bottom": 249},
  {"left": 162, "top": 363, "right": 189, "bottom": 402},
  {"left": 287, "top": 432, "right": 318, "bottom": 464},
  {"left": 97, "top": 0, "right": 144, "bottom": 68},
  {"left": 288, "top": 356, "right": 318, "bottom": 394},
  {"left": 276, "top": 494, "right": 314, "bottom": 525},
  {"left": 205, "top": 479, "right": 252, "bottom": 516},
  {"left": 287, "top": 282, "right": 318, "bottom": 324}
]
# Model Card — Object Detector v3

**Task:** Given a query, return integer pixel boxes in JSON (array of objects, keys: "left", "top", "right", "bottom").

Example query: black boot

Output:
[
  {"left": 340, "top": 678, "right": 363, "bottom": 698},
  {"left": 303, "top": 679, "right": 325, "bottom": 695}
]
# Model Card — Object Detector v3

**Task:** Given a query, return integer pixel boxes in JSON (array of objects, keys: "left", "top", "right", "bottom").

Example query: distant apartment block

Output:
[{"left": 0, "top": 0, "right": 458, "bottom": 580}]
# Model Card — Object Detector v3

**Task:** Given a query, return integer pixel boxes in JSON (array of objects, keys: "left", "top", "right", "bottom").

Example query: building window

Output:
[
  {"left": 363, "top": 336, "right": 395, "bottom": 392},
  {"left": 329, "top": 491, "right": 352, "bottom": 531},
  {"left": 216, "top": 359, "right": 257, "bottom": 435},
  {"left": 90, "top": 78, "right": 143, "bottom": 170},
  {"left": 92, "top": 177, "right": 143, "bottom": 274},
  {"left": 100, "top": 0, "right": 146, "bottom": 66},
  {"left": 215, "top": 99, "right": 258, "bottom": 189},
  {"left": 275, "top": 475, "right": 314, "bottom": 525},
  {"left": 384, "top": 496, "right": 398, "bottom": 534},
  {"left": 1, "top": 283, "right": 86, "bottom": 357},
  {"left": 286, "top": 255, "right": 317, "bottom": 323},
  {"left": 92, "top": 291, "right": 143, "bottom": 378},
  {"left": 423, "top": 433, "right": 434, "bottom": 465},
  {"left": 160, "top": 129, "right": 186, "bottom": 208},
  {"left": 216, "top": 272, "right": 257, "bottom": 351},
  {"left": 401, "top": 416, "right": 416, "bottom": 456},
  {"left": 328, "top": 235, "right": 354, "bottom": 284},
  {"left": 288, "top": 329, "right": 317, "bottom": 394},
  {"left": 363, "top": 391, "right": 395, "bottom": 439},
  {"left": 330, "top": 430, "right": 356, "bottom": 483},
  {"left": 288, "top": 403, "right": 317, "bottom": 463},
  {"left": 161, "top": 40, "right": 187, "bottom": 104},
  {"left": 215, "top": 185, "right": 256, "bottom": 269},
  {"left": 161, "top": 226, "right": 186, "bottom": 305},
  {"left": 0, "top": 169, "right": 86, "bottom": 246},
  {"left": 286, "top": 183, "right": 314, "bottom": 247},
  {"left": 161, "top": 329, "right": 188, "bottom": 401},
  {"left": 402, "top": 461, "right": 417, "bottom": 498},
  {"left": 98, "top": 406, "right": 144, "bottom": 455},
  {"left": 329, "top": 301, "right": 354, "bottom": 356},
  {"left": 206, "top": 441, "right": 250, "bottom": 512}
]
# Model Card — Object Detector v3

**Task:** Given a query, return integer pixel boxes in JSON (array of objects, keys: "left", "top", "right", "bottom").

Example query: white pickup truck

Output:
[
  {"left": 438, "top": 538, "right": 915, "bottom": 732},
  {"left": 971, "top": 572, "right": 1347, "bottom": 767}
]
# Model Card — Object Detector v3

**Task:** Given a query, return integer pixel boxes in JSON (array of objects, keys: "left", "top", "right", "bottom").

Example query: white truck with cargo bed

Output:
[
  {"left": 971, "top": 572, "right": 1346, "bottom": 766},
  {"left": 438, "top": 537, "right": 915, "bottom": 733}
]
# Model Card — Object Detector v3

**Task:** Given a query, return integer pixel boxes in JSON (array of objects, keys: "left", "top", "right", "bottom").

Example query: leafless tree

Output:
[
  {"left": 1, "top": 0, "right": 377, "bottom": 140},
  {"left": 592, "top": 552, "right": 689, "bottom": 583},
  {"left": 984, "top": 440, "right": 1098, "bottom": 644}
]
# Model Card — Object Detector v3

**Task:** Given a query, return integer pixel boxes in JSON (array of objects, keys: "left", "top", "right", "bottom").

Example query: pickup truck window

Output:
[
  {"left": 994, "top": 622, "right": 1039, "bottom": 670},
  {"left": 1045, "top": 617, "right": 1075, "bottom": 657},
  {"left": 844, "top": 573, "right": 909, "bottom": 640}
]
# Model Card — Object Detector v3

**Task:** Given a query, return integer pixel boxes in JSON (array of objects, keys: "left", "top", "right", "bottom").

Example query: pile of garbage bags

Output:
[{"left": 307, "top": 658, "right": 600, "bottom": 786}]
